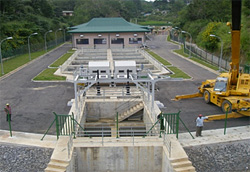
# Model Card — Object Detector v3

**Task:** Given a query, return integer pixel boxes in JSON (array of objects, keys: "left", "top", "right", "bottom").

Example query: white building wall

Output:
[{"left": 72, "top": 32, "right": 146, "bottom": 49}]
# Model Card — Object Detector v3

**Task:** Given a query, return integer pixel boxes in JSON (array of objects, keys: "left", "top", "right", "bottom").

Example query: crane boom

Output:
[{"left": 230, "top": 0, "right": 241, "bottom": 84}]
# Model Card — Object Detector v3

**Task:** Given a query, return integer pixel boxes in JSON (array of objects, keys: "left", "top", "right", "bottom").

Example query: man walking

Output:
[
  {"left": 4, "top": 103, "right": 11, "bottom": 122},
  {"left": 196, "top": 114, "right": 208, "bottom": 137}
]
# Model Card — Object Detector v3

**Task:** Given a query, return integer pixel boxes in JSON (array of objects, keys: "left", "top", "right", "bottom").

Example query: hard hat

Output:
[
  {"left": 199, "top": 114, "right": 202, "bottom": 117},
  {"left": 6, "top": 103, "right": 9, "bottom": 106}
]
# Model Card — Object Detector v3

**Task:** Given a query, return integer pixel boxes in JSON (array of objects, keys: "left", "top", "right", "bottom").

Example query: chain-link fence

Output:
[
  {"left": 2, "top": 35, "right": 71, "bottom": 60},
  {"left": 169, "top": 32, "right": 248, "bottom": 71}
]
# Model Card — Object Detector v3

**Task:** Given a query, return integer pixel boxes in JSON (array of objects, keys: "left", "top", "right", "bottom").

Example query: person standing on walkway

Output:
[
  {"left": 196, "top": 114, "right": 208, "bottom": 137},
  {"left": 4, "top": 103, "right": 11, "bottom": 122}
]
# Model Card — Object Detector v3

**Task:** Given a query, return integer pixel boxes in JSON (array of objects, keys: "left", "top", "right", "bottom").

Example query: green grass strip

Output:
[
  {"left": 172, "top": 44, "right": 220, "bottom": 71},
  {"left": 145, "top": 49, "right": 191, "bottom": 79},
  {"left": 0, "top": 50, "right": 46, "bottom": 77},
  {"left": 168, "top": 66, "right": 191, "bottom": 79},
  {"left": 191, "top": 57, "right": 219, "bottom": 71},
  {"left": 145, "top": 49, "right": 171, "bottom": 66},
  {"left": 50, "top": 51, "right": 75, "bottom": 67},
  {"left": 33, "top": 68, "right": 66, "bottom": 81},
  {"left": 138, "top": 21, "right": 167, "bottom": 26},
  {"left": 0, "top": 43, "right": 64, "bottom": 77}
]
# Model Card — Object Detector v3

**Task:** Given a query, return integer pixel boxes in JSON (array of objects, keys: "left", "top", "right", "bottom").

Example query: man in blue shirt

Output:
[{"left": 196, "top": 114, "right": 208, "bottom": 137}]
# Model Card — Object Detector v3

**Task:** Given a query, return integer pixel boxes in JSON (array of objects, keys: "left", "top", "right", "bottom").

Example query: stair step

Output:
[
  {"left": 174, "top": 166, "right": 196, "bottom": 172},
  {"left": 45, "top": 166, "right": 65, "bottom": 172},
  {"left": 172, "top": 161, "right": 192, "bottom": 168},
  {"left": 47, "top": 160, "right": 68, "bottom": 169},
  {"left": 170, "top": 157, "right": 189, "bottom": 163}
]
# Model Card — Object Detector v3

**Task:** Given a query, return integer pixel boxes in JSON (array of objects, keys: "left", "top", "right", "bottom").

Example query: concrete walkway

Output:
[
  {"left": 178, "top": 125, "right": 250, "bottom": 147},
  {"left": 0, "top": 130, "right": 57, "bottom": 148}
]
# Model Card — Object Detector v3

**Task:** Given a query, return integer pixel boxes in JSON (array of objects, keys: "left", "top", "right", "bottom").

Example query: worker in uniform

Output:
[
  {"left": 4, "top": 103, "right": 12, "bottom": 122},
  {"left": 196, "top": 114, "right": 208, "bottom": 137}
]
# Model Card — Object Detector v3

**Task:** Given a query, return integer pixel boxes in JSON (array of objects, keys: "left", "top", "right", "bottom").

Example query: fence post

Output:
[
  {"left": 224, "top": 107, "right": 229, "bottom": 135},
  {"left": 72, "top": 113, "right": 76, "bottom": 139},
  {"left": 54, "top": 112, "right": 60, "bottom": 140},
  {"left": 176, "top": 111, "right": 180, "bottom": 139},
  {"left": 212, "top": 54, "right": 213, "bottom": 64},
  {"left": 7, "top": 113, "right": 12, "bottom": 137},
  {"left": 116, "top": 112, "right": 119, "bottom": 138}
]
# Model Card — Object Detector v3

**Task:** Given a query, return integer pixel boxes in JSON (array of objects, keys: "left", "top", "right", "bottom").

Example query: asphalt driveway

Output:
[
  {"left": 147, "top": 35, "right": 249, "bottom": 132},
  {"left": 0, "top": 44, "right": 74, "bottom": 134}
]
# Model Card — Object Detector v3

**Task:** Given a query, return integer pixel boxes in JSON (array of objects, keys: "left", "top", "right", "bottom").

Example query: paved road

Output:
[
  {"left": 147, "top": 35, "right": 249, "bottom": 132},
  {"left": 0, "top": 44, "right": 74, "bottom": 134}
]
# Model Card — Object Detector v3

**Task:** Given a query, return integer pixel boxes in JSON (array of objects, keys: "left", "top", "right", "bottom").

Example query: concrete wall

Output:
[
  {"left": 162, "top": 146, "right": 174, "bottom": 172},
  {"left": 72, "top": 32, "right": 145, "bottom": 49},
  {"left": 75, "top": 146, "right": 162, "bottom": 172},
  {"left": 86, "top": 101, "right": 141, "bottom": 120}
]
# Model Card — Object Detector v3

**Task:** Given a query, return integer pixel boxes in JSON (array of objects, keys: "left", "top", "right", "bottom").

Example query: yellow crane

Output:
[{"left": 174, "top": 0, "right": 250, "bottom": 120}]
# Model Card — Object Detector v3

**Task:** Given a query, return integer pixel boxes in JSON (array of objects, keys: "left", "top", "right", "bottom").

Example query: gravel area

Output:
[
  {"left": 0, "top": 143, "right": 53, "bottom": 172},
  {"left": 184, "top": 139, "right": 250, "bottom": 172}
]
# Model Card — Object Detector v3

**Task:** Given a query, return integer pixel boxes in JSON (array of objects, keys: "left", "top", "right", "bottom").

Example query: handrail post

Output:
[
  {"left": 41, "top": 118, "right": 56, "bottom": 141},
  {"left": 7, "top": 113, "right": 12, "bottom": 137},
  {"left": 54, "top": 112, "right": 60, "bottom": 140},
  {"left": 72, "top": 112, "right": 76, "bottom": 139},
  {"left": 179, "top": 116, "right": 195, "bottom": 139},
  {"left": 116, "top": 112, "right": 119, "bottom": 138},
  {"left": 176, "top": 111, "right": 180, "bottom": 139},
  {"left": 224, "top": 107, "right": 229, "bottom": 135}
]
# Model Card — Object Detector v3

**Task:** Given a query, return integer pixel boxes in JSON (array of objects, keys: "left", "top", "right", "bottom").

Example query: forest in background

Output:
[{"left": 0, "top": 0, "right": 249, "bottom": 63}]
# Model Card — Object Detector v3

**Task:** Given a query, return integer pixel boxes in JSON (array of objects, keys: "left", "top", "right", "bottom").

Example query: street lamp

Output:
[
  {"left": 182, "top": 31, "right": 192, "bottom": 58},
  {"left": 0, "top": 37, "right": 13, "bottom": 75},
  {"left": 55, "top": 28, "right": 62, "bottom": 46},
  {"left": 28, "top": 32, "right": 38, "bottom": 61},
  {"left": 210, "top": 34, "right": 223, "bottom": 72},
  {"left": 175, "top": 27, "right": 182, "bottom": 44},
  {"left": 63, "top": 27, "right": 70, "bottom": 42},
  {"left": 44, "top": 30, "right": 52, "bottom": 52}
]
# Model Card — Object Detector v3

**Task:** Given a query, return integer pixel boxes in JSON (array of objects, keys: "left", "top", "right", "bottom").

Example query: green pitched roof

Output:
[{"left": 69, "top": 18, "right": 150, "bottom": 33}]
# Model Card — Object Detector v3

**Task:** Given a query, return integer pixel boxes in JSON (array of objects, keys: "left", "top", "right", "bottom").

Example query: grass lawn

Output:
[
  {"left": 0, "top": 50, "right": 46, "bottom": 77},
  {"left": 33, "top": 68, "right": 66, "bottom": 81},
  {"left": 173, "top": 45, "right": 220, "bottom": 71},
  {"left": 138, "top": 21, "right": 167, "bottom": 26},
  {"left": 0, "top": 43, "right": 64, "bottom": 77},
  {"left": 168, "top": 66, "right": 191, "bottom": 79},
  {"left": 145, "top": 49, "right": 171, "bottom": 66},
  {"left": 50, "top": 51, "right": 75, "bottom": 67},
  {"left": 145, "top": 49, "right": 191, "bottom": 79}
]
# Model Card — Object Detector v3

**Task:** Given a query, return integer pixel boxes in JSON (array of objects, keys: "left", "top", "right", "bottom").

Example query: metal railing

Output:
[
  {"left": 163, "top": 132, "right": 172, "bottom": 158},
  {"left": 138, "top": 49, "right": 166, "bottom": 72},
  {"left": 85, "top": 88, "right": 143, "bottom": 100},
  {"left": 67, "top": 132, "right": 74, "bottom": 158},
  {"left": 60, "top": 50, "right": 78, "bottom": 73},
  {"left": 115, "top": 98, "right": 142, "bottom": 115}
]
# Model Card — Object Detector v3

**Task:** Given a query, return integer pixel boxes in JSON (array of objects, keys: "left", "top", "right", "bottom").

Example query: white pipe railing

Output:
[{"left": 60, "top": 50, "right": 78, "bottom": 73}]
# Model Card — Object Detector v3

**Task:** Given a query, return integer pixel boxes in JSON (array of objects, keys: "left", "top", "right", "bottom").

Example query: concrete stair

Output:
[
  {"left": 45, "top": 159, "right": 69, "bottom": 172},
  {"left": 118, "top": 102, "right": 144, "bottom": 122},
  {"left": 170, "top": 157, "right": 196, "bottom": 172}
]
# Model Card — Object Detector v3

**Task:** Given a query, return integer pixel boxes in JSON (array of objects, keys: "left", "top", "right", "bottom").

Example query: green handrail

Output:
[
  {"left": 116, "top": 112, "right": 119, "bottom": 138},
  {"left": 143, "top": 118, "right": 161, "bottom": 138},
  {"left": 224, "top": 107, "right": 230, "bottom": 135},
  {"left": 70, "top": 114, "right": 91, "bottom": 138},
  {"left": 41, "top": 118, "right": 56, "bottom": 141},
  {"left": 179, "top": 117, "right": 195, "bottom": 139},
  {"left": 7, "top": 113, "right": 12, "bottom": 137}
]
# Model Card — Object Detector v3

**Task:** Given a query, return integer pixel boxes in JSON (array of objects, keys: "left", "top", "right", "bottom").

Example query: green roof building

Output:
[{"left": 68, "top": 17, "right": 150, "bottom": 49}]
